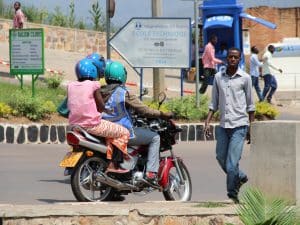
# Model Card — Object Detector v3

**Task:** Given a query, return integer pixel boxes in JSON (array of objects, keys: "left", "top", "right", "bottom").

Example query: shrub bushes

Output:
[
  {"left": 0, "top": 102, "right": 12, "bottom": 118},
  {"left": 44, "top": 72, "right": 64, "bottom": 89},
  {"left": 0, "top": 79, "right": 282, "bottom": 122},
  {"left": 8, "top": 90, "right": 56, "bottom": 121},
  {"left": 165, "top": 95, "right": 209, "bottom": 121},
  {"left": 255, "top": 101, "right": 279, "bottom": 120},
  {"left": 144, "top": 95, "right": 209, "bottom": 121},
  {"left": 145, "top": 95, "right": 280, "bottom": 122}
]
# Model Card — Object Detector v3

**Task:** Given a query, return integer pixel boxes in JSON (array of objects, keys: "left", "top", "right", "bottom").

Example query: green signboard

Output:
[{"left": 9, "top": 28, "right": 44, "bottom": 75}]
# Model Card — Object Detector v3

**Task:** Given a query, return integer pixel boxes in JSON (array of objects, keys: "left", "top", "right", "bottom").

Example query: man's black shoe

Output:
[
  {"left": 228, "top": 193, "right": 240, "bottom": 204},
  {"left": 110, "top": 193, "right": 125, "bottom": 201},
  {"left": 238, "top": 176, "right": 248, "bottom": 190}
]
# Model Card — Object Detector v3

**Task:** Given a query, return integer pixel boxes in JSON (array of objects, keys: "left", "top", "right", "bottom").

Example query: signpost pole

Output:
[
  {"left": 194, "top": 0, "right": 200, "bottom": 107},
  {"left": 180, "top": 69, "right": 184, "bottom": 97},
  {"left": 152, "top": 0, "right": 165, "bottom": 102},
  {"left": 106, "top": 0, "right": 111, "bottom": 59},
  {"left": 139, "top": 68, "right": 143, "bottom": 100},
  {"left": 31, "top": 74, "right": 39, "bottom": 97},
  {"left": 32, "top": 75, "right": 35, "bottom": 97}
]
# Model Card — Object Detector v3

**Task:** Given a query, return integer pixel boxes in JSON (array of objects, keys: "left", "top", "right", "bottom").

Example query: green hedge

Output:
[
  {"left": 0, "top": 81, "right": 65, "bottom": 121},
  {"left": 0, "top": 80, "right": 281, "bottom": 122}
]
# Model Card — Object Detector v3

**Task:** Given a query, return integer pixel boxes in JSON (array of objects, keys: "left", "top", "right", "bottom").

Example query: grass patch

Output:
[
  {"left": 194, "top": 202, "right": 227, "bottom": 208},
  {"left": 0, "top": 81, "right": 66, "bottom": 106},
  {"left": 0, "top": 80, "right": 66, "bottom": 121}
]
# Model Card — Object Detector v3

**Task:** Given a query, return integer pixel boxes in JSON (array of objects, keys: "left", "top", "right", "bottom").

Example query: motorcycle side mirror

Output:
[{"left": 158, "top": 92, "right": 166, "bottom": 109}]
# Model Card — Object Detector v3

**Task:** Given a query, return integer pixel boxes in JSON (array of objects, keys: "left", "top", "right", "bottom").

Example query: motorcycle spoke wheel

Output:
[
  {"left": 71, "top": 156, "right": 115, "bottom": 202},
  {"left": 163, "top": 161, "right": 192, "bottom": 201}
]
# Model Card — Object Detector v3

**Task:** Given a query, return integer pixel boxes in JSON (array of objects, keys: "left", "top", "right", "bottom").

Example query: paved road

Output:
[{"left": 0, "top": 142, "right": 250, "bottom": 204}]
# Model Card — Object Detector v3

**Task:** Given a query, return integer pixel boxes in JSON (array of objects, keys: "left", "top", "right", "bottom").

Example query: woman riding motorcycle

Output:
[
  {"left": 100, "top": 61, "right": 173, "bottom": 184},
  {"left": 67, "top": 59, "right": 130, "bottom": 173}
]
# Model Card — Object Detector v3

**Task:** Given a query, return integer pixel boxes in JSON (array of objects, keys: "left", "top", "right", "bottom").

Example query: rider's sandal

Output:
[
  {"left": 105, "top": 162, "right": 129, "bottom": 174},
  {"left": 105, "top": 167, "right": 129, "bottom": 174}
]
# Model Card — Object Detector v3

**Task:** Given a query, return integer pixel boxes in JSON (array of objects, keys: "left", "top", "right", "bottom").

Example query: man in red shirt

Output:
[
  {"left": 13, "top": 1, "right": 25, "bottom": 29},
  {"left": 199, "top": 34, "right": 223, "bottom": 94}
]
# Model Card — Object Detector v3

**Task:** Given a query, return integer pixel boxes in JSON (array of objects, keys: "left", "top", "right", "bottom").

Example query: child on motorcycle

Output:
[
  {"left": 100, "top": 61, "right": 173, "bottom": 184},
  {"left": 86, "top": 53, "right": 107, "bottom": 86},
  {"left": 67, "top": 58, "right": 130, "bottom": 173}
]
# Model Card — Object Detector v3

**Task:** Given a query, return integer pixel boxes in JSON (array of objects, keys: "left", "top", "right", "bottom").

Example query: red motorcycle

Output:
[{"left": 60, "top": 95, "right": 192, "bottom": 202}]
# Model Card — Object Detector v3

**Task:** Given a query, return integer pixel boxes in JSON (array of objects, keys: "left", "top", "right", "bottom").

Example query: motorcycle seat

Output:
[{"left": 71, "top": 125, "right": 105, "bottom": 144}]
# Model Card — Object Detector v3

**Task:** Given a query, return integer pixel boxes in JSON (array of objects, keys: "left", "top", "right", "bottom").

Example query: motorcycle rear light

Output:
[
  {"left": 67, "top": 133, "right": 80, "bottom": 146},
  {"left": 85, "top": 151, "right": 94, "bottom": 157}
]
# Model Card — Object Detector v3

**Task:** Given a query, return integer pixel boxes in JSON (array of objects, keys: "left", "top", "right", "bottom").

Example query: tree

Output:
[
  {"left": 89, "top": 1, "right": 104, "bottom": 31},
  {"left": 77, "top": 19, "right": 86, "bottom": 30},
  {"left": 0, "top": 0, "right": 4, "bottom": 17},
  {"left": 23, "top": 5, "right": 48, "bottom": 23},
  {"left": 39, "top": 9, "right": 49, "bottom": 24},
  {"left": 68, "top": 0, "right": 75, "bottom": 28},
  {"left": 50, "top": 6, "right": 68, "bottom": 27},
  {"left": 2, "top": 4, "right": 13, "bottom": 20}
]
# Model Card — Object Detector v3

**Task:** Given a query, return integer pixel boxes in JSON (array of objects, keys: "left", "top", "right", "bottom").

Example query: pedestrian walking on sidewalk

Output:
[
  {"left": 199, "top": 34, "right": 223, "bottom": 94},
  {"left": 262, "top": 45, "right": 283, "bottom": 104},
  {"left": 204, "top": 47, "right": 255, "bottom": 203},
  {"left": 250, "top": 46, "right": 263, "bottom": 101},
  {"left": 13, "top": 1, "right": 26, "bottom": 29}
]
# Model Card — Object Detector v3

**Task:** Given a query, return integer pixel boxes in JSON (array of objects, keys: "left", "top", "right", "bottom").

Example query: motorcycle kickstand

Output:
[{"left": 142, "top": 178, "right": 163, "bottom": 191}]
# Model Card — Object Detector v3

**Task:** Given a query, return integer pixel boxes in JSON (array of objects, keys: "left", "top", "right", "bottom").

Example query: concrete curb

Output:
[
  {"left": 0, "top": 123, "right": 218, "bottom": 144},
  {"left": 0, "top": 202, "right": 242, "bottom": 225},
  {"left": 0, "top": 202, "right": 236, "bottom": 217}
]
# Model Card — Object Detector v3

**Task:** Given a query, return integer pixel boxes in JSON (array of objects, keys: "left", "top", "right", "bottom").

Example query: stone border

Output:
[
  {"left": 0, "top": 202, "right": 241, "bottom": 225},
  {"left": 0, "top": 123, "right": 218, "bottom": 144}
]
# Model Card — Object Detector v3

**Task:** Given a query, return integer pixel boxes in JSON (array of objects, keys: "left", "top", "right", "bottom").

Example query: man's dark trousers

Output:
[
  {"left": 262, "top": 74, "right": 277, "bottom": 102},
  {"left": 199, "top": 68, "right": 216, "bottom": 94}
]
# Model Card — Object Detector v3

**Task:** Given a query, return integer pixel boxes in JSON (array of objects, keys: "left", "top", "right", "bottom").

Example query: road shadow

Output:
[
  {"left": 0, "top": 71, "right": 10, "bottom": 77},
  {"left": 39, "top": 179, "right": 70, "bottom": 184},
  {"left": 37, "top": 199, "right": 76, "bottom": 204},
  {"left": 166, "top": 74, "right": 180, "bottom": 79}
]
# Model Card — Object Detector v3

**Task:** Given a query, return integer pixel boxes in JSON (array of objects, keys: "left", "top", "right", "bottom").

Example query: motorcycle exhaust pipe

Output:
[{"left": 94, "top": 172, "right": 138, "bottom": 191}]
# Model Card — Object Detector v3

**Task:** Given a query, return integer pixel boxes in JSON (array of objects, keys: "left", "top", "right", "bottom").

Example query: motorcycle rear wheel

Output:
[
  {"left": 162, "top": 161, "right": 192, "bottom": 201},
  {"left": 71, "top": 156, "right": 115, "bottom": 202}
]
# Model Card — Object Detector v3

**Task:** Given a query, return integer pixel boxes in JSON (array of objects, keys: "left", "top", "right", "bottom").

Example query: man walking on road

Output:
[
  {"left": 204, "top": 47, "right": 255, "bottom": 203},
  {"left": 250, "top": 46, "right": 263, "bottom": 101},
  {"left": 13, "top": 1, "right": 25, "bottom": 29},
  {"left": 199, "top": 34, "right": 223, "bottom": 94},
  {"left": 262, "top": 45, "right": 283, "bottom": 104}
]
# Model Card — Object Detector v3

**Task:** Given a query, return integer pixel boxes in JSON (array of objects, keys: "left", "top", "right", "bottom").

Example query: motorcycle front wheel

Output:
[
  {"left": 71, "top": 156, "right": 115, "bottom": 202},
  {"left": 163, "top": 161, "right": 192, "bottom": 201}
]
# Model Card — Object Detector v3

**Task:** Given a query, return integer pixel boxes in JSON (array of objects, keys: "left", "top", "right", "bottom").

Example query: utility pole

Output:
[
  {"left": 152, "top": 0, "right": 165, "bottom": 101},
  {"left": 182, "top": 0, "right": 201, "bottom": 107},
  {"left": 106, "top": 0, "right": 111, "bottom": 59}
]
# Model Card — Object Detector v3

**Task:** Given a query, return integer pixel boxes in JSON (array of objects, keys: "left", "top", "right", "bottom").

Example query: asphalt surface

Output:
[{"left": 0, "top": 142, "right": 250, "bottom": 204}]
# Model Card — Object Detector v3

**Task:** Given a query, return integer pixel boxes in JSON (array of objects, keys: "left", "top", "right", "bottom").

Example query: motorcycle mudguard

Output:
[{"left": 158, "top": 157, "right": 176, "bottom": 188}]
